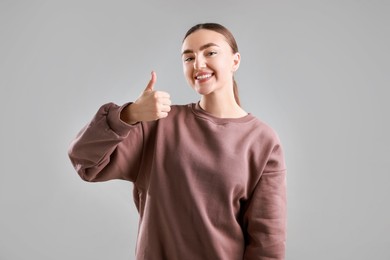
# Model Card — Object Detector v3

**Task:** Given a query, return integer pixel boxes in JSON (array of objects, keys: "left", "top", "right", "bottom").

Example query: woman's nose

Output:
[{"left": 194, "top": 56, "right": 206, "bottom": 69}]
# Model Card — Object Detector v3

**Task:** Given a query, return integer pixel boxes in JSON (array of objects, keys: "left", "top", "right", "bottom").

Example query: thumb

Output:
[{"left": 144, "top": 71, "right": 157, "bottom": 92}]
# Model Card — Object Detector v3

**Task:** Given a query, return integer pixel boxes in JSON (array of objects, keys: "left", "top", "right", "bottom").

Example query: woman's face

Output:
[{"left": 181, "top": 29, "right": 240, "bottom": 97}]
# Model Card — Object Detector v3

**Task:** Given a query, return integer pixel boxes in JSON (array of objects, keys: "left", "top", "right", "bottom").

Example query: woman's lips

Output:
[{"left": 194, "top": 72, "right": 214, "bottom": 81}]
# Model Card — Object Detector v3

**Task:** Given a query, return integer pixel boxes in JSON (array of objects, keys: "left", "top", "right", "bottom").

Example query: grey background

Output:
[{"left": 1, "top": 0, "right": 389, "bottom": 259}]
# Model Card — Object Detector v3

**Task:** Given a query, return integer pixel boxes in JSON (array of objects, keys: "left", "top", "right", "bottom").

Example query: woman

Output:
[{"left": 68, "top": 23, "right": 286, "bottom": 260}]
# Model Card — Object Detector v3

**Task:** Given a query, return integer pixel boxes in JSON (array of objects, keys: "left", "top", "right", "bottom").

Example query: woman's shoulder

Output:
[{"left": 252, "top": 116, "right": 278, "bottom": 133}]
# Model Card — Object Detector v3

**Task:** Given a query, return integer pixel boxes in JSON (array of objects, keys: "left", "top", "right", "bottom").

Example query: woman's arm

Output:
[
  {"left": 68, "top": 102, "right": 145, "bottom": 182},
  {"left": 68, "top": 72, "right": 171, "bottom": 183},
  {"left": 243, "top": 143, "right": 287, "bottom": 260}
]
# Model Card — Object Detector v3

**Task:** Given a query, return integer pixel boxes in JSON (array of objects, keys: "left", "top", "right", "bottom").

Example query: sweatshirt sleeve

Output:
[
  {"left": 67, "top": 102, "right": 145, "bottom": 183},
  {"left": 243, "top": 142, "right": 287, "bottom": 260}
]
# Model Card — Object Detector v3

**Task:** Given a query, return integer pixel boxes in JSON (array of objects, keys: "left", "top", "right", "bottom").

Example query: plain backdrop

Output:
[{"left": 1, "top": 0, "right": 389, "bottom": 259}]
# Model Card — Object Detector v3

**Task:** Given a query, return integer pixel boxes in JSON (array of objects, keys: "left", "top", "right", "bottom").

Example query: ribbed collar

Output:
[{"left": 190, "top": 102, "right": 255, "bottom": 124}]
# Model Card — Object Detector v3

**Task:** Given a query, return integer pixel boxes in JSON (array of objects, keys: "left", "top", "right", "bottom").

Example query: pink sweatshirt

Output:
[{"left": 68, "top": 102, "right": 286, "bottom": 260}]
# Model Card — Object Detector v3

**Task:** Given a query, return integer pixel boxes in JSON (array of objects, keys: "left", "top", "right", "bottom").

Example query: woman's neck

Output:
[{"left": 199, "top": 92, "right": 247, "bottom": 118}]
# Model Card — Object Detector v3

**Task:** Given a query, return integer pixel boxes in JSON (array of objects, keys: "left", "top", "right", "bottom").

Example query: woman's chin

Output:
[{"left": 194, "top": 84, "right": 214, "bottom": 96}]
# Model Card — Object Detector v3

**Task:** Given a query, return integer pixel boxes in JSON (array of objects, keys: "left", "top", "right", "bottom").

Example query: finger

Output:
[
  {"left": 154, "top": 91, "right": 170, "bottom": 98},
  {"left": 161, "top": 105, "right": 171, "bottom": 113},
  {"left": 158, "top": 111, "right": 169, "bottom": 119},
  {"left": 155, "top": 101, "right": 171, "bottom": 111},
  {"left": 144, "top": 71, "right": 157, "bottom": 92},
  {"left": 159, "top": 97, "right": 172, "bottom": 106}
]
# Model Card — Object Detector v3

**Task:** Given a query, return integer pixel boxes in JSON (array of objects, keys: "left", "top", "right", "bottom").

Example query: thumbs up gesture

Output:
[{"left": 120, "top": 71, "right": 172, "bottom": 125}]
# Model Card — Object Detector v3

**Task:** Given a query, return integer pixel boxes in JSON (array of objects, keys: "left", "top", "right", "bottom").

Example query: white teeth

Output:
[{"left": 196, "top": 74, "right": 212, "bottom": 80}]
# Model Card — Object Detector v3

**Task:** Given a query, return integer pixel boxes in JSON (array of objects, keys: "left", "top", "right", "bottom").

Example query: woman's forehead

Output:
[{"left": 182, "top": 29, "right": 228, "bottom": 51}]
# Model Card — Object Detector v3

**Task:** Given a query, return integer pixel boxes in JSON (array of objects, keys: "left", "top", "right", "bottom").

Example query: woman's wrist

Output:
[{"left": 120, "top": 104, "right": 138, "bottom": 125}]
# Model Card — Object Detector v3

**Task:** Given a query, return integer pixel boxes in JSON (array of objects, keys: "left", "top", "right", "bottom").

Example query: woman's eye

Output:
[
  {"left": 207, "top": 51, "right": 217, "bottom": 56},
  {"left": 184, "top": 57, "right": 194, "bottom": 62}
]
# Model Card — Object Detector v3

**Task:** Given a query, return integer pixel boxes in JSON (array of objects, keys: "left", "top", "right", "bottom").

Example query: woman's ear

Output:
[{"left": 232, "top": 52, "right": 241, "bottom": 72}]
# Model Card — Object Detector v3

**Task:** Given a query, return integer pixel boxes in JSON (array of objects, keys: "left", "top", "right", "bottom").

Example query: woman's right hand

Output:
[{"left": 120, "top": 71, "right": 172, "bottom": 125}]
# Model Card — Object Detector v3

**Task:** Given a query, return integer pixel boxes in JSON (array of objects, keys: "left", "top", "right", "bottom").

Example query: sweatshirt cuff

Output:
[{"left": 106, "top": 102, "right": 138, "bottom": 137}]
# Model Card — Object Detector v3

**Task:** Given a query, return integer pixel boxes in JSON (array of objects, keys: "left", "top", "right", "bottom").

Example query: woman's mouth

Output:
[{"left": 195, "top": 73, "right": 214, "bottom": 81}]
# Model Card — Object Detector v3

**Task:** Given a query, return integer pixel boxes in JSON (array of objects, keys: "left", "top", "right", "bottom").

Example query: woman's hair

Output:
[{"left": 183, "top": 23, "right": 241, "bottom": 106}]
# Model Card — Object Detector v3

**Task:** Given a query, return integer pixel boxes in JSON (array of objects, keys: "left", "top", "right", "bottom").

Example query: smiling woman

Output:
[
  {"left": 68, "top": 23, "right": 287, "bottom": 260},
  {"left": 182, "top": 23, "right": 242, "bottom": 109},
  {"left": 181, "top": 28, "right": 244, "bottom": 118}
]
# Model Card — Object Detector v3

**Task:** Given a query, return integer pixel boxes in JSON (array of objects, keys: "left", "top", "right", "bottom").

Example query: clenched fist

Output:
[{"left": 120, "top": 71, "right": 172, "bottom": 125}]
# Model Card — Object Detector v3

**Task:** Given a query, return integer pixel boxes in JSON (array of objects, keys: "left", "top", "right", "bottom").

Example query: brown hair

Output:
[{"left": 183, "top": 23, "right": 241, "bottom": 106}]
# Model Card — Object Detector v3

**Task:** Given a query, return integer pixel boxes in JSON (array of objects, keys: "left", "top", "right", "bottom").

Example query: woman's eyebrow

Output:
[{"left": 182, "top": 43, "right": 219, "bottom": 56}]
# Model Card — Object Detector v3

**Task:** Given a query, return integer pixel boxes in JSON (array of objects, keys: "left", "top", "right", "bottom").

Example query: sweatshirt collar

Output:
[{"left": 190, "top": 102, "right": 255, "bottom": 124}]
